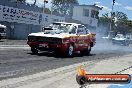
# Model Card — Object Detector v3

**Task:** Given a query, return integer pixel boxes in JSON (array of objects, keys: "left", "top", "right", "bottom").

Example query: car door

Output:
[
  {"left": 76, "top": 25, "right": 86, "bottom": 50},
  {"left": 82, "top": 26, "right": 89, "bottom": 49}
]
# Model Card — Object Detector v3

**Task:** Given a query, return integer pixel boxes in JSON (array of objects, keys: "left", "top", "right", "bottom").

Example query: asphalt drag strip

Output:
[{"left": 0, "top": 54, "right": 132, "bottom": 88}]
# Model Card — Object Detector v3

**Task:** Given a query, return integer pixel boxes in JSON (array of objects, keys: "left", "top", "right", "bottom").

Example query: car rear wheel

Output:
[
  {"left": 0, "top": 34, "right": 1, "bottom": 40},
  {"left": 31, "top": 47, "right": 38, "bottom": 54},
  {"left": 86, "top": 45, "right": 91, "bottom": 55},
  {"left": 66, "top": 44, "right": 74, "bottom": 57},
  {"left": 81, "top": 45, "right": 91, "bottom": 55}
]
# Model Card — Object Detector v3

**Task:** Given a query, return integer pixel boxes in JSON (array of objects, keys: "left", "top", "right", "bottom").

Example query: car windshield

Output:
[{"left": 44, "top": 23, "right": 75, "bottom": 34}]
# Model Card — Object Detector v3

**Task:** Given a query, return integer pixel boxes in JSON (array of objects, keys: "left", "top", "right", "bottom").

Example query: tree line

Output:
[{"left": 99, "top": 11, "right": 132, "bottom": 35}]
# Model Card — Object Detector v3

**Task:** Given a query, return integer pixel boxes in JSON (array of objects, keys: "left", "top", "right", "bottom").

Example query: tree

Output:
[
  {"left": 98, "top": 13, "right": 114, "bottom": 35},
  {"left": 52, "top": 0, "right": 79, "bottom": 16},
  {"left": 114, "top": 11, "right": 128, "bottom": 21},
  {"left": 16, "top": 0, "right": 26, "bottom": 3},
  {"left": 99, "top": 11, "right": 132, "bottom": 34},
  {"left": 99, "top": 13, "right": 111, "bottom": 26},
  {"left": 113, "top": 12, "right": 129, "bottom": 34},
  {"left": 44, "top": 8, "right": 51, "bottom": 14},
  {"left": 115, "top": 19, "right": 132, "bottom": 34}
]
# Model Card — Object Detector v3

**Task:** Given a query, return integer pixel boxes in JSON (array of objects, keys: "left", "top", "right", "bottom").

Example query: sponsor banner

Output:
[
  {"left": 76, "top": 66, "right": 131, "bottom": 86},
  {"left": 85, "top": 74, "right": 130, "bottom": 83},
  {"left": 0, "top": 5, "right": 65, "bottom": 25},
  {"left": 0, "top": 5, "right": 41, "bottom": 25}
]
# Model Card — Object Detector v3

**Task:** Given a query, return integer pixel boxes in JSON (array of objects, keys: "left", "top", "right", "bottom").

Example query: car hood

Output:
[{"left": 28, "top": 32, "right": 76, "bottom": 38}]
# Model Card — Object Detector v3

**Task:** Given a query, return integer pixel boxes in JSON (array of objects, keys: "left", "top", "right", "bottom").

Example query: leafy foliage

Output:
[
  {"left": 16, "top": 0, "right": 26, "bottom": 2},
  {"left": 99, "top": 13, "right": 111, "bottom": 26},
  {"left": 44, "top": 8, "right": 51, "bottom": 14},
  {"left": 99, "top": 11, "right": 132, "bottom": 34},
  {"left": 115, "top": 19, "right": 132, "bottom": 33},
  {"left": 52, "top": 0, "right": 79, "bottom": 16},
  {"left": 114, "top": 11, "right": 128, "bottom": 21}
]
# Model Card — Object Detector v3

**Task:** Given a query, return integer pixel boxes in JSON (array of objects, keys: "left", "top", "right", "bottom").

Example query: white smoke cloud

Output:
[{"left": 124, "top": 6, "right": 132, "bottom": 11}]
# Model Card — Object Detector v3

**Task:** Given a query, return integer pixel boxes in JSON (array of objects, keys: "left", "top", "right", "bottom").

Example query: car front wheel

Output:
[
  {"left": 66, "top": 44, "right": 74, "bottom": 57},
  {"left": 86, "top": 45, "right": 91, "bottom": 55},
  {"left": 31, "top": 47, "right": 38, "bottom": 54},
  {"left": 81, "top": 45, "right": 91, "bottom": 56},
  {"left": 0, "top": 34, "right": 1, "bottom": 40}
]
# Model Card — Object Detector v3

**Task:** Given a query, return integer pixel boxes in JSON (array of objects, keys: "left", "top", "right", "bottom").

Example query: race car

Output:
[
  {"left": 0, "top": 24, "right": 6, "bottom": 40},
  {"left": 112, "top": 34, "right": 130, "bottom": 46},
  {"left": 27, "top": 22, "right": 96, "bottom": 57},
  {"left": 126, "top": 33, "right": 132, "bottom": 44}
]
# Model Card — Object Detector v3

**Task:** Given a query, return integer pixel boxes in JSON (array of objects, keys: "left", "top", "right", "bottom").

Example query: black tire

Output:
[
  {"left": 54, "top": 49, "right": 60, "bottom": 56},
  {"left": 81, "top": 45, "right": 91, "bottom": 56},
  {"left": 66, "top": 44, "right": 74, "bottom": 57},
  {"left": 0, "top": 34, "right": 1, "bottom": 40},
  {"left": 86, "top": 45, "right": 91, "bottom": 55},
  {"left": 31, "top": 47, "right": 38, "bottom": 54}
]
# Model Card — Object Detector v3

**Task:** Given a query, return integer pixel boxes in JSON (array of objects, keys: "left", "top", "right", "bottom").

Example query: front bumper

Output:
[
  {"left": 27, "top": 42, "right": 68, "bottom": 53},
  {"left": 0, "top": 33, "right": 6, "bottom": 38}
]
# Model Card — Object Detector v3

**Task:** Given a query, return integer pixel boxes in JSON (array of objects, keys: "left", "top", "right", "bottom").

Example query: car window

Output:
[
  {"left": 69, "top": 26, "right": 76, "bottom": 34},
  {"left": 82, "top": 26, "right": 87, "bottom": 34},
  {"left": 77, "top": 25, "right": 87, "bottom": 35},
  {"left": 77, "top": 25, "right": 84, "bottom": 35}
]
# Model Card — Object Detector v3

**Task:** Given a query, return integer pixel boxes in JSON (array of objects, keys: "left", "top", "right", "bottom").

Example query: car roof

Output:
[{"left": 53, "top": 22, "right": 82, "bottom": 26}]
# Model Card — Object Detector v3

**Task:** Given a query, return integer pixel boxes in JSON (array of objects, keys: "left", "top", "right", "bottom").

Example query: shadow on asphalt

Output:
[{"left": 27, "top": 52, "right": 96, "bottom": 58}]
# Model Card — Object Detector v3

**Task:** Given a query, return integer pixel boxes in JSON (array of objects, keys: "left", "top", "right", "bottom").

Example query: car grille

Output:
[{"left": 28, "top": 36, "right": 62, "bottom": 44}]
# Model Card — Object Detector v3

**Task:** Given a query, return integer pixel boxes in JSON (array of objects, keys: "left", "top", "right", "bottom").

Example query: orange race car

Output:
[{"left": 27, "top": 22, "right": 96, "bottom": 57}]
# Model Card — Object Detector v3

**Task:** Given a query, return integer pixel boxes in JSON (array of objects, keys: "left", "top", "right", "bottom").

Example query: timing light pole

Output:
[
  {"left": 51, "top": 0, "right": 54, "bottom": 15},
  {"left": 110, "top": 0, "right": 115, "bottom": 31},
  {"left": 43, "top": 0, "right": 48, "bottom": 13}
]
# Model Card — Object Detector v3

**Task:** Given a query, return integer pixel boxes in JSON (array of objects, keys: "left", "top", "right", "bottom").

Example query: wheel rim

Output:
[
  {"left": 68, "top": 45, "right": 73, "bottom": 56},
  {"left": 87, "top": 45, "right": 91, "bottom": 51}
]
